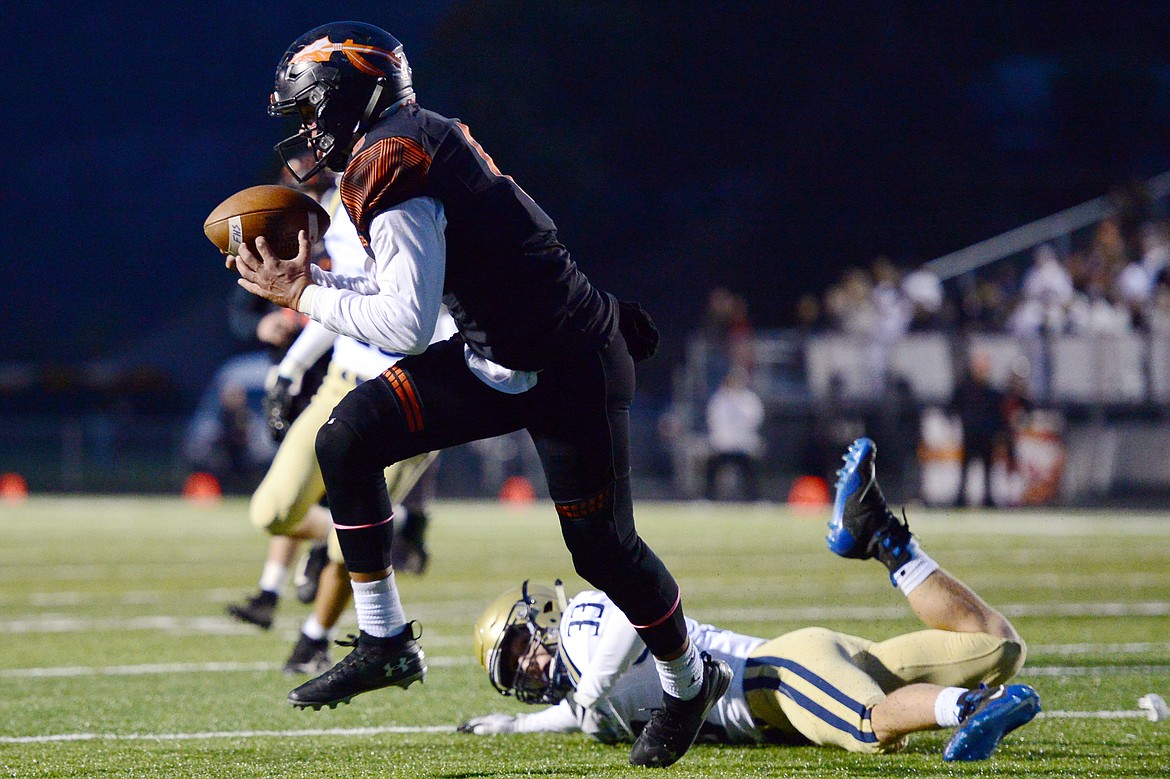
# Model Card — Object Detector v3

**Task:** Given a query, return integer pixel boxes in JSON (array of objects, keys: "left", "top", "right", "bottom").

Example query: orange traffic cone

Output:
[
  {"left": 499, "top": 475, "right": 536, "bottom": 505},
  {"left": 0, "top": 472, "right": 28, "bottom": 504},
  {"left": 183, "top": 472, "right": 222, "bottom": 504},
  {"left": 787, "top": 475, "right": 830, "bottom": 515}
]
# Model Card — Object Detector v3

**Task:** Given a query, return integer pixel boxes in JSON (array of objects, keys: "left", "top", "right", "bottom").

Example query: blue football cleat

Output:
[
  {"left": 943, "top": 683, "right": 1041, "bottom": 762},
  {"left": 827, "top": 438, "right": 911, "bottom": 569}
]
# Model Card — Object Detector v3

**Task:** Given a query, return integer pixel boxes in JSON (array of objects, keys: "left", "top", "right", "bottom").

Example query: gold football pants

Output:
[
  {"left": 744, "top": 626, "right": 1025, "bottom": 753},
  {"left": 248, "top": 361, "right": 435, "bottom": 563}
]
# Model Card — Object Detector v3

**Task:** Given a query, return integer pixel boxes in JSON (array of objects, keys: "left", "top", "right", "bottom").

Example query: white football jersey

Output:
[{"left": 552, "top": 590, "right": 766, "bottom": 745}]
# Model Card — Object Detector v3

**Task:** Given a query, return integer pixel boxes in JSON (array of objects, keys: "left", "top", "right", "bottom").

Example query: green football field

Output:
[{"left": 2, "top": 496, "right": 1168, "bottom": 777}]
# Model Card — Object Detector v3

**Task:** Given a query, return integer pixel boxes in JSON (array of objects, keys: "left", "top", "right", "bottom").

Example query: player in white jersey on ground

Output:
[{"left": 463, "top": 437, "right": 1041, "bottom": 762}]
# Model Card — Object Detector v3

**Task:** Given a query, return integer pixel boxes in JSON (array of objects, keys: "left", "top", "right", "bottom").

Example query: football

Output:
[{"left": 203, "top": 185, "right": 330, "bottom": 260}]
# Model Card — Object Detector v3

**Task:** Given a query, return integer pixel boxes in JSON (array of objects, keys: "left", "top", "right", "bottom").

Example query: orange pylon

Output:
[
  {"left": 183, "top": 472, "right": 222, "bottom": 504},
  {"left": 0, "top": 473, "right": 28, "bottom": 504}
]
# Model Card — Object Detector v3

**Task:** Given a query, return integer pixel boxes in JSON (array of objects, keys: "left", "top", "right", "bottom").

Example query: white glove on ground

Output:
[{"left": 458, "top": 713, "right": 519, "bottom": 735}]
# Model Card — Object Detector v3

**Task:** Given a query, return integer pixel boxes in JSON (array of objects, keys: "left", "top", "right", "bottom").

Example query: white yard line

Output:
[
  {"left": 0, "top": 725, "right": 455, "bottom": 744},
  {"left": 0, "top": 615, "right": 469, "bottom": 645},
  {"left": 1038, "top": 710, "right": 1150, "bottom": 719},
  {"left": 3, "top": 707, "right": 1160, "bottom": 745},
  {"left": 1019, "top": 664, "right": 1170, "bottom": 677},
  {"left": 1031, "top": 642, "right": 1170, "bottom": 655},
  {"left": 0, "top": 656, "right": 474, "bottom": 679},
  {"left": 716, "top": 601, "right": 1170, "bottom": 622}
]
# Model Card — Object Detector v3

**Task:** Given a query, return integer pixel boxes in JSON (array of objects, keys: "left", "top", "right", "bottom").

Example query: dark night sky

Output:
[{"left": 8, "top": 1, "right": 1170, "bottom": 403}]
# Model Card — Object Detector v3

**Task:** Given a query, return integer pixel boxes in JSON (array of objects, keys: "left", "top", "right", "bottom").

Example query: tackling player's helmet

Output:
[
  {"left": 473, "top": 580, "right": 572, "bottom": 704},
  {"left": 269, "top": 21, "right": 415, "bottom": 182}
]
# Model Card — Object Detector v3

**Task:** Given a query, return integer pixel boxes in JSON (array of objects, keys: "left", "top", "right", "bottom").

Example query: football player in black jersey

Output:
[{"left": 229, "top": 21, "right": 730, "bottom": 768}]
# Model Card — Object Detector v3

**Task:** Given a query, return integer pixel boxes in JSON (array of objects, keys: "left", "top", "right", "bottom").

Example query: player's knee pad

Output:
[
  {"left": 315, "top": 416, "right": 368, "bottom": 483},
  {"left": 556, "top": 483, "right": 638, "bottom": 589}
]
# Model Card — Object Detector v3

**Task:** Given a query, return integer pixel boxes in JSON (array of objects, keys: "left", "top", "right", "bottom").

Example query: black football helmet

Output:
[{"left": 269, "top": 21, "right": 415, "bottom": 182}]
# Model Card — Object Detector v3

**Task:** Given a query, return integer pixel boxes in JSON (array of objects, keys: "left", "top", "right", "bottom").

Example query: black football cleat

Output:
[
  {"left": 629, "top": 652, "right": 732, "bottom": 768},
  {"left": 288, "top": 623, "right": 426, "bottom": 710},
  {"left": 225, "top": 590, "right": 277, "bottom": 630},
  {"left": 283, "top": 632, "right": 333, "bottom": 676},
  {"left": 294, "top": 542, "right": 330, "bottom": 604},
  {"left": 391, "top": 509, "right": 431, "bottom": 575}
]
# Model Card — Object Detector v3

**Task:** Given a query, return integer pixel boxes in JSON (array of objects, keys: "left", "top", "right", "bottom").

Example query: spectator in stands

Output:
[
  {"left": 864, "top": 257, "right": 914, "bottom": 394},
  {"left": 1018, "top": 243, "right": 1074, "bottom": 331},
  {"left": 1141, "top": 221, "right": 1170, "bottom": 285},
  {"left": 1007, "top": 244, "right": 1075, "bottom": 400},
  {"left": 1108, "top": 182, "right": 1153, "bottom": 267},
  {"left": 824, "top": 267, "right": 874, "bottom": 335},
  {"left": 794, "top": 293, "right": 826, "bottom": 333},
  {"left": 901, "top": 268, "right": 946, "bottom": 330},
  {"left": 1116, "top": 259, "right": 1154, "bottom": 331},
  {"left": 1148, "top": 268, "right": 1170, "bottom": 334},
  {"left": 948, "top": 351, "right": 1009, "bottom": 508},
  {"left": 704, "top": 369, "right": 765, "bottom": 502},
  {"left": 702, "top": 287, "right": 755, "bottom": 386},
  {"left": 959, "top": 264, "right": 1018, "bottom": 332},
  {"left": 1065, "top": 280, "right": 1131, "bottom": 336},
  {"left": 996, "top": 357, "right": 1035, "bottom": 493}
]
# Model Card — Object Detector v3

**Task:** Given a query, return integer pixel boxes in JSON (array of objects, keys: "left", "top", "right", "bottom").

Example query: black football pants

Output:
[{"left": 315, "top": 331, "right": 688, "bottom": 656}]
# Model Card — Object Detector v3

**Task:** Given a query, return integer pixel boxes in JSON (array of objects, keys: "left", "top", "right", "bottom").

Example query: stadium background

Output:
[{"left": 6, "top": 1, "right": 1170, "bottom": 503}]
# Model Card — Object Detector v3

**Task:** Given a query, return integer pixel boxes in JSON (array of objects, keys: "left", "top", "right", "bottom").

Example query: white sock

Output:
[
  {"left": 654, "top": 640, "right": 704, "bottom": 701},
  {"left": 891, "top": 540, "right": 940, "bottom": 596},
  {"left": 351, "top": 573, "right": 406, "bottom": 638},
  {"left": 934, "top": 686, "right": 967, "bottom": 727},
  {"left": 258, "top": 561, "right": 288, "bottom": 594},
  {"left": 301, "top": 615, "right": 333, "bottom": 642}
]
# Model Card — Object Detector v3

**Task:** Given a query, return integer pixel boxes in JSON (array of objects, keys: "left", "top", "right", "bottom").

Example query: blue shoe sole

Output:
[
  {"left": 943, "top": 685, "right": 1041, "bottom": 762},
  {"left": 826, "top": 437, "right": 876, "bottom": 556}
]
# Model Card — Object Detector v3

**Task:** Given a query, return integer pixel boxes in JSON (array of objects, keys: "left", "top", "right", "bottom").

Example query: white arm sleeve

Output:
[
  {"left": 572, "top": 611, "right": 645, "bottom": 710},
  {"left": 298, "top": 196, "right": 446, "bottom": 355},
  {"left": 275, "top": 319, "right": 337, "bottom": 382},
  {"left": 512, "top": 701, "right": 583, "bottom": 734}
]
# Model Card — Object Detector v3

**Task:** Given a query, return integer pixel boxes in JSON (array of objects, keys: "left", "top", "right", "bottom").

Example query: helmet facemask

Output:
[
  {"left": 486, "top": 581, "right": 572, "bottom": 705},
  {"left": 270, "top": 67, "right": 367, "bottom": 183}
]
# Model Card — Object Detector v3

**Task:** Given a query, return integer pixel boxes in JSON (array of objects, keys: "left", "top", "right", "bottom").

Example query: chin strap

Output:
[
  {"left": 554, "top": 579, "right": 568, "bottom": 612},
  {"left": 360, "top": 81, "right": 386, "bottom": 125}
]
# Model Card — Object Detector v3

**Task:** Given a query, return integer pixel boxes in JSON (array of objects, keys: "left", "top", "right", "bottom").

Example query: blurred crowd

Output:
[
  {"left": 684, "top": 182, "right": 1170, "bottom": 507},
  {"left": 801, "top": 183, "right": 1170, "bottom": 343}
]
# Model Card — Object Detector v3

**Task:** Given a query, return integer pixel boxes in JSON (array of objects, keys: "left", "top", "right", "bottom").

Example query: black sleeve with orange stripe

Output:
[{"left": 339, "top": 136, "right": 433, "bottom": 243}]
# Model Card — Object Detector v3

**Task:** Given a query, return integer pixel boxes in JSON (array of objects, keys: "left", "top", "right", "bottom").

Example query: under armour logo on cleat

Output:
[{"left": 385, "top": 657, "right": 413, "bottom": 677}]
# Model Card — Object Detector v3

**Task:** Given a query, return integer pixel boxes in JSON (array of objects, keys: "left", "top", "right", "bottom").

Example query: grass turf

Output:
[{"left": 1, "top": 497, "right": 1168, "bottom": 777}]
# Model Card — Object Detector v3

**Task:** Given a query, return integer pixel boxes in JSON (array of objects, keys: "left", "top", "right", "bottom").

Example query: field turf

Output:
[{"left": 2, "top": 496, "right": 1168, "bottom": 777}]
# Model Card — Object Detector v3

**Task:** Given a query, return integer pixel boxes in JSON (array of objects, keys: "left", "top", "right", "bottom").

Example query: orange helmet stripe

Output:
[{"left": 290, "top": 36, "right": 401, "bottom": 76}]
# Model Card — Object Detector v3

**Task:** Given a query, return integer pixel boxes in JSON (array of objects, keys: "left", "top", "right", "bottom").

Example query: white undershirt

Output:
[{"left": 298, "top": 196, "right": 536, "bottom": 392}]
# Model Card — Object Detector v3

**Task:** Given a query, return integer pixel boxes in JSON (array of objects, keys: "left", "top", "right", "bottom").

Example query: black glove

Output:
[
  {"left": 617, "top": 299, "right": 660, "bottom": 362},
  {"left": 263, "top": 376, "right": 295, "bottom": 442}
]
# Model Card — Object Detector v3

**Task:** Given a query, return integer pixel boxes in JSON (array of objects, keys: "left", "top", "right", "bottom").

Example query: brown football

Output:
[{"left": 203, "top": 185, "right": 330, "bottom": 259}]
